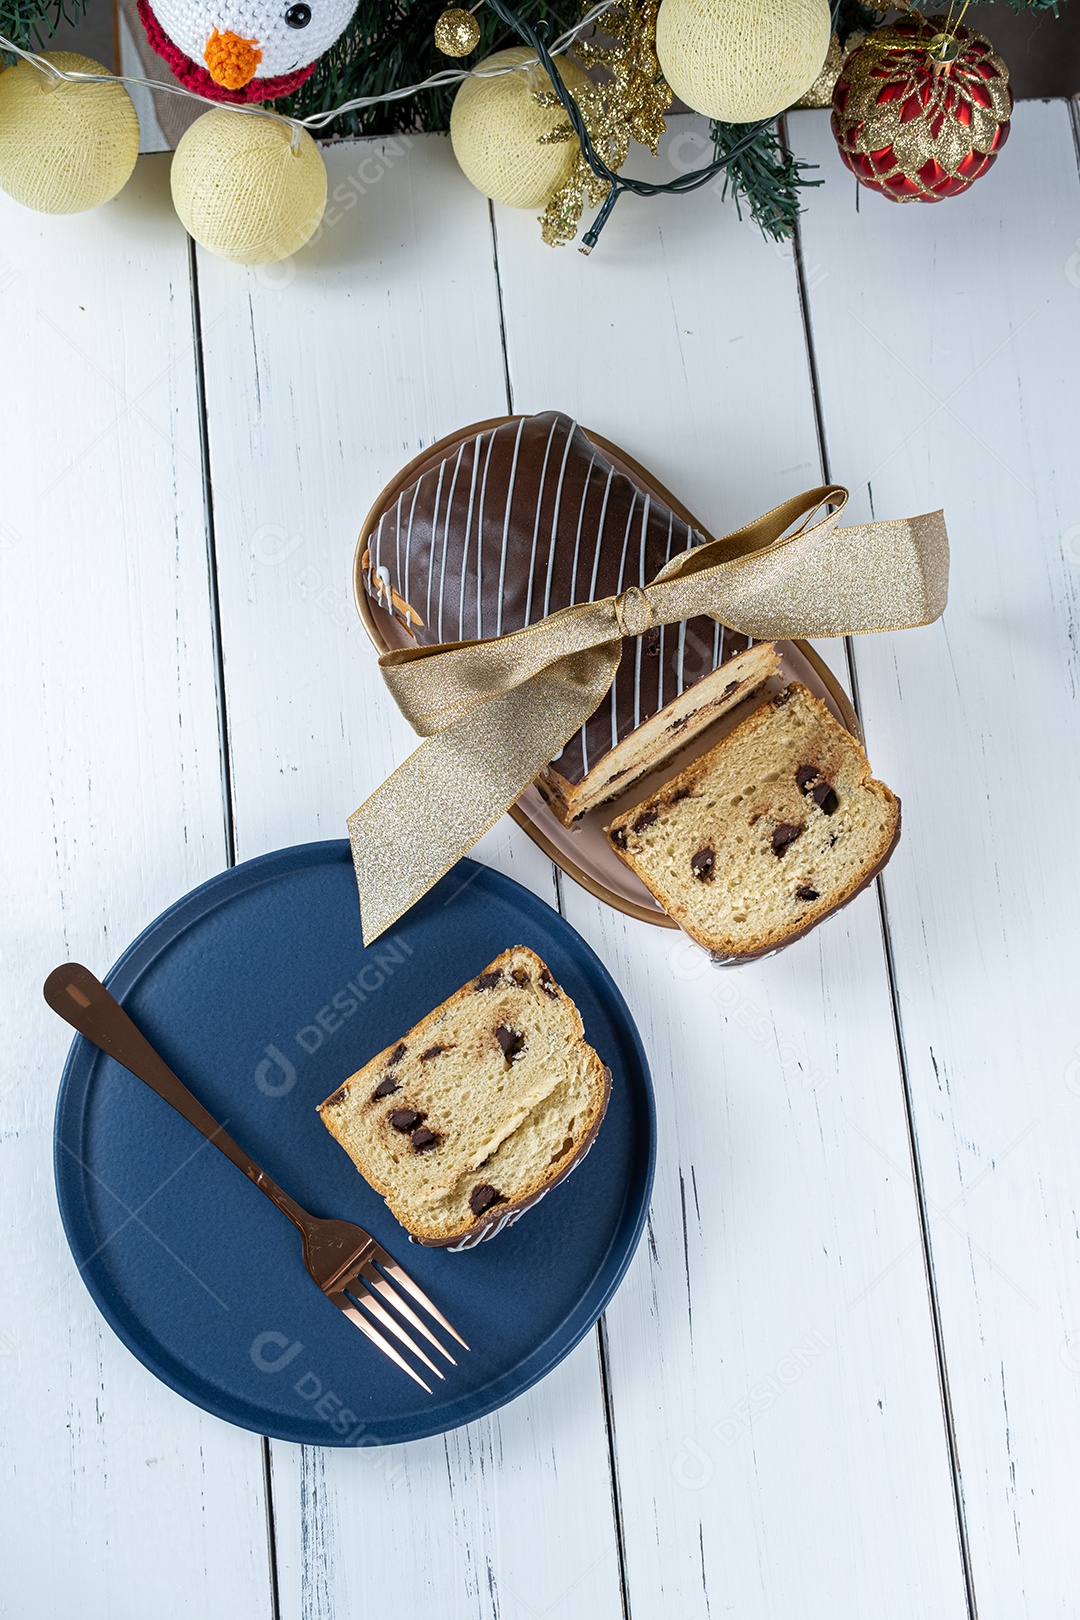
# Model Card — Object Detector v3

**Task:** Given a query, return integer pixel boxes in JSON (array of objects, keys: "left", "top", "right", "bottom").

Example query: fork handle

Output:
[{"left": 44, "top": 963, "right": 315, "bottom": 1238}]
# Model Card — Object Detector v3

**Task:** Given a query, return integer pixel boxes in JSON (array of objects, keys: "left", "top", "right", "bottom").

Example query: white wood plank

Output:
[
  {"left": 269, "top": 1335, "right": 622, "bottom": 1620},
  {"left": 0, "top": 155, "right": 271, "bottom": 1619},
  {"left": 193, "top": 133, "right": 624, "bottom": 1620},
  {"left": 493, "top": 116, "right": 971, "bottom": 1618},
  {"left": 792, "top": 99, "right": 1080, "bottom": 1620}
]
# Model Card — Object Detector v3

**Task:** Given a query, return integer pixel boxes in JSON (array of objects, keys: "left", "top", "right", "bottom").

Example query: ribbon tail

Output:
[
  {"left": 348, "top": 647, "right": 620, "bottom": 943},
  {"left": 703, "top": 509, "right": 949, "bottom": 639}
]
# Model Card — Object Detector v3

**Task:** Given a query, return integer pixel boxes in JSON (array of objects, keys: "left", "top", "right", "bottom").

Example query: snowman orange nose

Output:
[{"left": 204, "top": 29, "right": 262, "bottom": 88}]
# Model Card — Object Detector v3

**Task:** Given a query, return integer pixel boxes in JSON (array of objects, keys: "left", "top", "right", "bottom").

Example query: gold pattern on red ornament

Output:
[{"left": 831, "top": 17, "right": 1012, "bottom": 202}]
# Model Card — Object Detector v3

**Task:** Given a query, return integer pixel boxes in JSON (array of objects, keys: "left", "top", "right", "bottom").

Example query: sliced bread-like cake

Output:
[
  {"left": 604, "top": 684, "right": 900, "bottom": 960},
  {"left": 537, "top": 640, "right": 781, "bottom": 823},
  {"left": 317, "top": 947, "right": 611, "bottom": 1247}
]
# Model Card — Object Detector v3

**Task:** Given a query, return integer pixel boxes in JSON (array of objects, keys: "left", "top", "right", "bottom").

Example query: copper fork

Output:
[{"left": 44, "top": 963, "right": 468, "bottom": 1392}]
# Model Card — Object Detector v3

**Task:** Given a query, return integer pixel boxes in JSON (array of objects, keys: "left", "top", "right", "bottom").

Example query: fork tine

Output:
[
  {"left": 345, "top": 1279, "right": 445, "bottom": 1380},
  {"left": 372, "top": 1246, "right": 471, "bottom": 1350},
  {"left": 329, "top": 1291, "right": 432, "bottom": 1392},
  {"left": 360, "top": 1261, "right": 457, "bottom": 1365}
]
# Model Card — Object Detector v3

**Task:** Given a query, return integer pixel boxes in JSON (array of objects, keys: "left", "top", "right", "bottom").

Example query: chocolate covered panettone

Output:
[{"left": 359, "top": 412, "right": 779, "bottom": 822}]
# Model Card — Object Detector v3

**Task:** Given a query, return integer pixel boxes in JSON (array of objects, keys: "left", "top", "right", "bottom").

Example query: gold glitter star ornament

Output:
[{"left": 537, "top": 0, "right": 673, "bottom": 246}]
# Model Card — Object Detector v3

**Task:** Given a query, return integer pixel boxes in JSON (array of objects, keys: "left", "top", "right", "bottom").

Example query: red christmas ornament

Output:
[{"left": 831, "top": 18, "right": 1012, "bottom": 202}]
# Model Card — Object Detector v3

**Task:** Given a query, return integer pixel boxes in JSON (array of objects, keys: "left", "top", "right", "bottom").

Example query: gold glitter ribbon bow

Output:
[{"left": 349, "top": 485, "right": 948, "bottom": 941}]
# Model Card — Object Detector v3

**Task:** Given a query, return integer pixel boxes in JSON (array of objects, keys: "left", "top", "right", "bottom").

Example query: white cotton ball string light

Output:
[
  {"left": 655, "top": 0, "right": 831, "bottom": 123},
  {"left": 0, "top": 52, "right": 140, "bottom": 213},
  {"left": 450, "top": 46, "right": 591, "bottom": 209},
  {"left": 170, "top": 106, "right": 327, "bottom": 263}
]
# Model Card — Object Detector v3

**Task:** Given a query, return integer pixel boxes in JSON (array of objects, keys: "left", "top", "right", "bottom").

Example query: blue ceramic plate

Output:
[{"left": 53, "top": 843, "right": 655, "bottom": 1445}]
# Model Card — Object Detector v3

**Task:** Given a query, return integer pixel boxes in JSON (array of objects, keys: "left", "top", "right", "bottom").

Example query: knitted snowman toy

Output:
[{"left": 138, "top": 0, "right": 356, "bottom": 101}]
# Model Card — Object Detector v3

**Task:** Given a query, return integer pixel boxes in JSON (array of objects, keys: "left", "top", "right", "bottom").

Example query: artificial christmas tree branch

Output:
[{"left": 1, "top": 0, "right": 85, "bottom": 51}]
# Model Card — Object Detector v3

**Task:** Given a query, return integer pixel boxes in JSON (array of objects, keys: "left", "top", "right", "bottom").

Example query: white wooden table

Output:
[{"left": 3, "top": 102, "right": 1079, "bottom": 1620}]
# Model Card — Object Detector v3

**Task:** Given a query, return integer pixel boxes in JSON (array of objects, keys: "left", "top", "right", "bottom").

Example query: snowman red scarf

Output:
[{"left": 138, "top": 0, "right": 357, "bottom": 102}]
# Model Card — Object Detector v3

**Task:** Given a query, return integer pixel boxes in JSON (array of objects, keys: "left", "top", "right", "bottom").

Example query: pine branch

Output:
[
  {"left": 1, "top": 0, "right": 87, "bottom": 52},
  {"left": 834, "top": 0, "right": 881, "bottom": 44},
  {"left": 709, "top": 119, "right": 820, "bottom": 241},
  {"left": 279, "top": 0, "right": 581, "bottom": 136}
]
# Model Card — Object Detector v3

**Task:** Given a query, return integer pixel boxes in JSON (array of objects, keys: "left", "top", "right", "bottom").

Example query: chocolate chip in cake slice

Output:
[
  {"left": 809, "top": 781, "right": 839, "bottom": 816},
  {"left": 323, "top": 1084, "right": 349, "bottom": 1109},
  {"left": 469, "top": 1183, "right": 506, "bottom": 1217},
  {"left": 511, "top": 968, "right": 530, "bottom": 987},
  {"left": 670, "top": 786, "right": 692, "bottom": 804},
  {"left": 771, "top": 822, "right": 804, "bottom": 856},
  {"left": 539, "top": 969, "right": 560, "bottom": 1000},
  {"left": 609, "top": 827, "right": 628, "bottom": 850},
  {"left": 495, "top": 1024, "right": 526, "bottom": 1060},
  {"left": 475, "top": 969, "right": 503, "bottom": 991},
  {"left": 390, "top": 1108, "right": 425, "bottom": 1133},
  {"left": 796, "top": 885, "right": 820, "bottom": 902},
  {"left": 387, "top": 1041, "right": 407, "bottom": 1066},
  {"left": 420, "top": 1044, "right": 448, "bottom": 1061},
  {"left": 371, "top": 1077, "right": 400, "bottom": 1101},
  {"left": 795, "top": 764, "right": 838, "bottom": 815},
  {"left": 690, "top": 845, "right": 716, "bottom": 881},
  {"left": 632, "top": 808, "right": 659, "bottom": 833},
  {"left": 410, "top": 1126, "right": 440, "bottom": 1152}
]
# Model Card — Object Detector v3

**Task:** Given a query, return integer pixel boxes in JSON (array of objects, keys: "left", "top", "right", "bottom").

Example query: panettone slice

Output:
[
  {"left": 605, "top": 684, "right": 900, "bottom": 959},
  {"left": 318, "top": 948, "right": 611, "bottom": 1247}
]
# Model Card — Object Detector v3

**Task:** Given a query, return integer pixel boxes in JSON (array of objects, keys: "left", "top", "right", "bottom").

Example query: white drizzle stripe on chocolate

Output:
[
  {"left": 393, "top": 486, "right": 403, "bottom": 603},
  {"left": 633, "top": 493, "right": 651, "bottom": 731},
  {"left": 610, "top": 490, "right": 637, "bottom": 753},
  {"left": 404, "top": 476, "right": 420, "bottom": 615},
  {"left": 475, "top": 430, "right": 496, "bottom": 639},
  {"left": 426, "top": 464, "right": 443, "bottom": 637},
  {"left": 569, "top": 453, "right": 596, "bottom": 609},
  {"left": 542, "top": 418, "right": 578, "bottom": 624},
  {"left": 438, "top": 442, "right": 466, "bottom": 643},
  {"left": 550, "top": 447, "right": 596, "bottom": 765},
  {"left": 458, "top": 435, "right": 482, "bottom": 642},
  {"left": 496, "top": 417, "right": 527, "bottom": 638},
  {"left": 581, "top": 462, "right": 616, "bottom": 776},
  {"left": 523, "top": 414, "right": 563, "bottom": 627},
  {"left": 657, "top": 506, "right": 676, "bottom": 713}
]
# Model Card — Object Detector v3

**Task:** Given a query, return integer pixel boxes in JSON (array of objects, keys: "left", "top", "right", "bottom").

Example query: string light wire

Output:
[
  {"left": 0, "top": 0, "right": 842, "bottom": 250},
  {"left": 0, "top": 0, "right": 617, "bottom": 132}
]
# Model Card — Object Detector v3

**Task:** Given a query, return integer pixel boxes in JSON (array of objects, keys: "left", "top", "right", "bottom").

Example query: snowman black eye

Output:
[{"left": 285, "top": 3, "right": 311, "bottom": 24}]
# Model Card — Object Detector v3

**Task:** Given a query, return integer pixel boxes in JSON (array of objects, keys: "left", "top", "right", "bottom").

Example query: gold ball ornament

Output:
[
  {"left": 170, "top": 108, "right": 327, "bottom": 264},
  {"left": 0, "top": 53, "right": 139, "bottom": 214},
  {"left": 435, "top": 8, "right": 481, "bottom": 58},
  {"left": 655, "top": 0, "right": 831, "bottom": 122},
  {"left": 831, "top": 19, "right": 1012, "bottom": 202},
  {"left": 450, "top": 46, "right": 591, "bottom": 210}
]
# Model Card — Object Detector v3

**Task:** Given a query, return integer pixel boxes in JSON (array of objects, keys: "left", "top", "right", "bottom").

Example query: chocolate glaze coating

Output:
[{"left": 361, "top": 412, "right": 750, "bottom": 786}]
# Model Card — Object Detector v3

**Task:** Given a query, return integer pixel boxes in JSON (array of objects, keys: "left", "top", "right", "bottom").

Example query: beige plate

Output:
[{"left": 353, "top": 418, "right": 860, "bottom": 932}]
